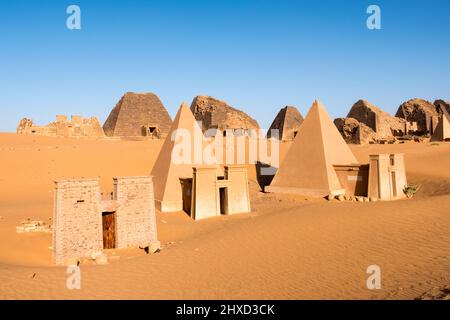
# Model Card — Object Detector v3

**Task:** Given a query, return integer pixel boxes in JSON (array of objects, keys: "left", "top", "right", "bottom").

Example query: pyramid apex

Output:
[
  {"left": 311, "top": 99, "right": 324, "bottom": 109},
  {"left": 180, "top": 101, "right": 189, "bottom": 109}
]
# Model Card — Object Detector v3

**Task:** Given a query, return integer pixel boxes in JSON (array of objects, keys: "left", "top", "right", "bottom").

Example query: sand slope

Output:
[{"left": 0, "top": 133, "right": 449, "bottom": 299}]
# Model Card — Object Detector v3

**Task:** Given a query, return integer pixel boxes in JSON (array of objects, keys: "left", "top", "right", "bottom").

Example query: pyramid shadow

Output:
[{"left": 256, "top": 161, "right": 278, "bottom": 192}]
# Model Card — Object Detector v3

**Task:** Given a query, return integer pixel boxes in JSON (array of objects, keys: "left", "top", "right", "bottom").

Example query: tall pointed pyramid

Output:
[
  {"left": 151, "top": 102, "right": 208, "bottom": 212},
  {"left": 266, "top": 100, "right": 358, "bottom": 196},
  {"left": 430, "top": 108, "right": 450, "bottom": 142},
  {"left": 267, "top": 106, "right": 304, "bottom": 141}
]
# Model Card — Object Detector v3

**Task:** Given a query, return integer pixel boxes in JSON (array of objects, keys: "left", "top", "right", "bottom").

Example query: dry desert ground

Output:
[{"left": 0, "top": 132, "right": 449, "bottom": 299}]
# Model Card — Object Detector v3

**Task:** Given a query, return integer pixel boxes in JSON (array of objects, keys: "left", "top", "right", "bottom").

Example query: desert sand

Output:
[{"left": 0, "top": 132, "right": 449, "bottom": 299}]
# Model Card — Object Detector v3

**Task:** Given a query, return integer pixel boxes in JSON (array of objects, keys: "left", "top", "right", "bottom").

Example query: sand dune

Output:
[{"left": 0, "top": 133, "right": 449, "bottom": 299}]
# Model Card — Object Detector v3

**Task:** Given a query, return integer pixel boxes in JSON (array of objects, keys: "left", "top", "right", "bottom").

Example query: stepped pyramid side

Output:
[
  {"left": 267, "top": 106, "right": 304, "bottom": 140},
  {"left": 103, "top": 92, "right": 172, "bottom": 138}
]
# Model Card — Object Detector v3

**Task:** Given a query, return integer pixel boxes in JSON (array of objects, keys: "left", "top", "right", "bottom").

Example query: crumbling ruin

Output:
[
  {"left": 190, "top": 95, "right": 259, "bottom": 136},
  {"left": 53, "top": 176, "right": 159, "bottom": 265},
  {"left": 333, "top": 117, "right": 380, "bottom": 144},
  {"left": 17, "top": 115, "right": 105, "bottom": 138},
  {"left": 346, "top": 100, "right": 406, "bottom": 139},
  {"left": 103, "top": 92, "right": 172, "bottom": 138},
  {"left": 395, "top": 98, "right": 440, "bottom": 135},
  {"left": 267, "top": 106, "right": 304, "bottom": 141},
  {"left": 16, "top": 220, "right": 52, "bottom": 233},
  {"left": 434, "top": 99, "right": 450, "bottom": 116}
]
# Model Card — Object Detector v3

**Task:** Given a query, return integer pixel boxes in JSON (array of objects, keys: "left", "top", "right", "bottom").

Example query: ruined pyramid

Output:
[
  {"left": 267, "top": 106, "right": 304, "bottom": 141},
  {"left": 151, "top": 102, "right": 212, "bottom": 212},
  {"left": 266, "top": 100, "right": 358, "bottom": 196},
  {"left": 103, "top": 92, "right": 172, "bottom": 138},
  {"left": 431, "top": 108, "right": 450, "bottom": 142}
]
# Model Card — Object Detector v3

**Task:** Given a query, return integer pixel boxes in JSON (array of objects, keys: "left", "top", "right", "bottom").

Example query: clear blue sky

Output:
[{"left": 1, "top": 0, "right": 449, "bottom": 132}]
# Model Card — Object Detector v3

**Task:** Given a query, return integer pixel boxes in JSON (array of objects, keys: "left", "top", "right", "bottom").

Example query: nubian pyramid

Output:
[
  {"left": 267, "top": 106, "right": 304, "bottom": 140},
  {"left": 151, "top": 102, "right": 214, "bottom": 212},
  {"left": 266, "top": 100, "right": 358, "bottom": 196},
  {"left": 103, "top": 92, "right": 172, "bottom": 138},
  {"left": 431, "top": 108, "right": 450, "bottom": 142}
]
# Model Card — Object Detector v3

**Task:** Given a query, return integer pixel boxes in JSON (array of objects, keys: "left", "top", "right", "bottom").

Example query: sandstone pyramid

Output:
[
  {"left": 347, "top": 100, "right": 404, "bottom": 138},
  {"left": 151, "top": 102, "right": 212, "bottom": 212},
  {"left": 431, "top": 108, "right": 450, "bottom": 142},
  {"left": 103, "top": 92, "right": 172, "bottom": 138},
  {"left": 190, "top": 95, "right": 259, "bottom": 133},
  {"left": 434, "top": 99, "right": 450, "bottom": 116},
  {"left": 267, "top": 106, "right": 304, "bottom": 141},
  {"left": 333, "top": 117, "right": 379, "bottom": 144},
  {"left": 395, "top": 98, "right": 439, "bottom": 135},
  {"left": 266, "top": 100, "right": 358, "bottom": 196}
]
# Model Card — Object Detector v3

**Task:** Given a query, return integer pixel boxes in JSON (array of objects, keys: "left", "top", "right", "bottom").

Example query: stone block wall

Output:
[
  {"left": 113, "top": 176, "right": 158, "bottom": 249},
  {"left": 224, "top": 165, "right": 251, "bottom": 214},
  {"left": 191, "top": 167, "right": 220, "bottom": 220},
  {"left": 103, "top": 92, "right": 172, "bottom": 138},
  {"left": 368, "top": 154, "right": 407, "bottom": 200},
  {"left": 53, "top": 179, "right": 103, "bottom": 265},
  {"left": 17, "top": 115, "right": 105, "bottom": 138}
]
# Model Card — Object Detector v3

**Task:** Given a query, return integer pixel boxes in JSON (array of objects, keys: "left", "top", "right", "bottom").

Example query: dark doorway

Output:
[
  {"left": 148, "top": 126, "right": 156, "bottom": 135},
  {"left": 180, "top": 178, "right": 192, "bottom": 215},
  {"left": 219, "top": 187, "right": 227, "bottom": 215},
  {"left": 102, "top": 211, "right": 116, "bottom": 249}
]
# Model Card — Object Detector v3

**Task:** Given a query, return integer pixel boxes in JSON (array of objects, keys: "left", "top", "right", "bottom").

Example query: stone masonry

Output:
[
  {"left": 114, "top": 176, "right": 158, "bottom": 249},
  {"left": 103, "top": 92, "right": 172, "bottom": 138},
  {"left": 53, "top": 176, "right": 159, "bottom": 265},
  {"left": 190, "top": 95, "right": 259, "bottom": 134},
  {"left": 17, "top": 115, "right": 105, "bottom": 138},
  {"left": 53, "top": 179, "right": 103, "bottom": 265}
]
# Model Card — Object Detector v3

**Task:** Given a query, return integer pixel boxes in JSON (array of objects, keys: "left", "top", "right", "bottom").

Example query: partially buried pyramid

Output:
[
  {"left": 430, "top": 107, "right": 450, "bottom": 142},
  {"left": 267, "top": 106, "right": 304, "bottom": 141},
  {"left": 266, "top": 100, "right": 358, "bottom": 196},
  {"left": 151, "top": 102, "right": 214, "bottom": 212},
  {"left": 103, "top": 92, "right": 172, "bottom": 138}
]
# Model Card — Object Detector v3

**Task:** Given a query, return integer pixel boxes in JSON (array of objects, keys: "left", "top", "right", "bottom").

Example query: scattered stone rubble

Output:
[
  {"left": 326, "top": 194, "right": 377, "bottom": 202},
  {"left": 16, "top": 220, "right": 52, "bottom": 233},
  {"left": 416, "top": 286, "right": 450, "bottom": 300}
]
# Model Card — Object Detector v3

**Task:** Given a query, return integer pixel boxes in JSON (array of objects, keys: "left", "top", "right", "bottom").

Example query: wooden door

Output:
[{"left": 102, "top": 211, "right": 116, "bottom": 249}]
